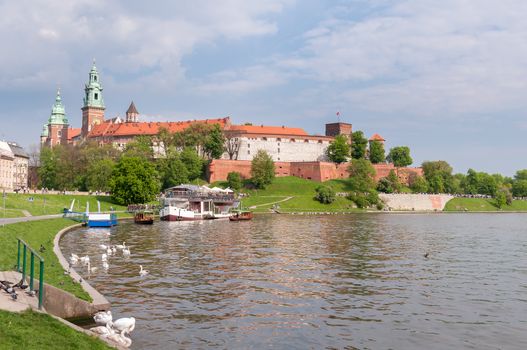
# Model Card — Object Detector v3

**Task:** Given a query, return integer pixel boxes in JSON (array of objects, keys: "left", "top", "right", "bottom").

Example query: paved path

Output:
[
  {"left": 21, "top": 210, "right": 32, "bottom": 217},
  {"left": 0, "top": 271, "right": 39, "bottom": 312},
  {"left": 0, "top": 214, "right": 63, "bottom": 226},
  {"left": 249, "top": 196, "right": 293, "bottom": 209}
]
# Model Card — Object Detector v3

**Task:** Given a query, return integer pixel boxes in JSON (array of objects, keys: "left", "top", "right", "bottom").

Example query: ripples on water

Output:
[{"left": 59, "top": 214, "right": 527, "bottom": 349}]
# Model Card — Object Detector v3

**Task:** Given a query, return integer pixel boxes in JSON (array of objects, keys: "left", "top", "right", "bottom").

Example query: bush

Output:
[
  {"left": 227, "top": 172, "right": 242, "bottom": 191},
  {"left": 347, "top": 190, "right": 380, "bottom": 209},
  {"left": 315, "top": 185, "right": 336, "bottom": 204},
  {"left": 251, "top": 150, "right": 275, "bottom": 189}
]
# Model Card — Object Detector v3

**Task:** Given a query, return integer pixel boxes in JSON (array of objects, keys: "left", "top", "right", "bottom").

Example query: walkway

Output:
[
  {"left": 0, "top": 271, "right": 39, "bottom": 312},
  {"left": 249, "top": 196, "right": 293, "bottom": 209},
  {"left": 0, "top": 214, "right": 63, "bottom": 226}
]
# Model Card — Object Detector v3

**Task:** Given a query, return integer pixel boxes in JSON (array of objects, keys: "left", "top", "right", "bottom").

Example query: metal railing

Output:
[{"left": 16, "top": 238, "right": 44, "bottom": 309}]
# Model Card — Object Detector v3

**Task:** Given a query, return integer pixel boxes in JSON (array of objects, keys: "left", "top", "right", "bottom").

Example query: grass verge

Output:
[
  {"left": 0, "top": 219, "right": 91, "bottom": 302},
  {"left": 444, "top": 197, "right": 527, "bottom": 211},
  {"left": 0, "top": 309, "right": 112, "bottom": 350}
]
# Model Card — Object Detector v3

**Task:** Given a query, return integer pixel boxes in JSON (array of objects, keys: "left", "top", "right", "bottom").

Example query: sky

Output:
[{"left": 1, "top": 0, "right": 526, "bottom": 176}]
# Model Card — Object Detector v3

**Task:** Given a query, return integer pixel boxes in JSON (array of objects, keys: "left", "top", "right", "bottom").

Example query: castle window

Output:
[
  {"left": 277, "top": 138, "right": 281, "bottom": 142},
  {"left": 57, "top": 130, "right": 61, "bottom": 137},
  {"left": 94, "top": 76, "right": 97, "bottom": 82},
  {"left": 262, "top": 137, "right": 267, "bottom": 141},
  {"left": 248, "top": 144, "right": 250, "bottom": 148},
  {"left": 290, "top": 138, "right": 295, "bottom": 142},
  {"left": 278, "top": 148, "right": 280, "bottom": 153},
  {"left": 247, "top": 150, "right": 250, "bottom": 155},
  {"left": 304, "top": 139, "right": 309, "bottom": 143},
  {"left": 318, "top": 140, "right": 323, "bottom": 144},
  {"left": 278, "top": 157, "right": 280, "bottom": 161},
  {"left": 94, "top": 93, "right": 98, "bottom": 100}
]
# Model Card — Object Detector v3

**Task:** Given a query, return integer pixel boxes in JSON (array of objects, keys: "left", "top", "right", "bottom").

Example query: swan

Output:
[
  {"left": 90, "top": 323, "right": 115, "bottom": 337},
  {"left": 115, "top": 242, "right": 126, "bottom": 250},
  {"left": 110, "top": 317, "right": 135, "bottom": 334},
  {"left": 102, "top": 253, "right": 108, "bottom": 261},
  {"left": 70, "top": 254, "right": 79, "bottom": 264},
  {"left": 102, "top": 261, "right": 109, "bottom": 270},
  {"left": 71, "top": 253, "right": 80, "bottom": 260},
  {"left": 106, "top": 330, "right": 132, "bottom": 347},
  {"left": 80, "top": 256, "right": 90, "bottom": 265},
  {"left": 111, "top": 246, "right": 117, "bottom": 254},
  {"left": 99, "top": 244, "right": 108, "bottom": 250},
  {"left": 122, "top": 247, "right": 131, "bottom": 256},
  {"left": 93, "top": 310, "right": 112, "bottom": 326},
  {"left": 87, "top": 261, "right": 97, "bottom": 273},
  {"left": 139, "top": 265, "right": 149, "bottom": 276},
  {"left": 106, "top": 247, "right": 112, "bottom": 255}
]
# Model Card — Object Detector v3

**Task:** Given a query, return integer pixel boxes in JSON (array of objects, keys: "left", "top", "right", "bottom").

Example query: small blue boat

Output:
[{"left": 63, "top": 200, "right": 118, "bottom": 227}]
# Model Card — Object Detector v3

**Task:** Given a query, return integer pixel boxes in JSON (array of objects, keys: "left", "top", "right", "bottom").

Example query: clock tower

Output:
[{"left": 81, "top": 60, "right": 105, "bottom": 138}]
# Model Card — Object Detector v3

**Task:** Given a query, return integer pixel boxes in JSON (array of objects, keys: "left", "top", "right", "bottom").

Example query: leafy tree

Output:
[
  {"left": 422, "top": 160, "right": 454, "bottom": 193},
  {"left": 512, "top": 179, "right": 527, "bottom": 197},
  {"left": 515, "top": 169, "right": 527, "bottom": 181},
  {"left": 86, "top": 159, "right": 115, "bottom": 192},
  {"left": 315, "top": 185, "right": 336, "bottom": 204},
  {"left": 377, "top": 169, "right": 401, "bottom": 193},
  {"left": 409, "top": 174, "right": 429, "bottom": 193},
  {"left": 38, "top": 146, "right": 58, "bottom": 189},
  {"left": 369, "top": 141, "right": 385, "bottom": 164},
  {"left": 461, "top": 169, "right": 498, "bottom": 196},
  {"left": 159, "top": 156, "right": 189, "bottom": 189},
  {"left": 494, "top": 187, "right": 511, "bottom": 209},
  {"left": 347, "top": 159, "right": 380, "bottom": 208},
  {"left": 387, "top": 146, "right": 413, "bottom": 167},
  {"left": 251, "top": 150, "right": 275, "bottom": 189},
  {"left": 227, "top": 172, "right": 242, "bottom": 191},
  {"left": 350, "top": 131, "right": 368, "bottom": 159},
  {"left": 180, "top": 147, "right": 204, "bottom": 181},
  {"left": 204, "top": 124, "right": 226, "bottom": 159},
  {"left": 110, "top": 157, "right": 160, "bottom": 205},
  {"left": 123, "top": 136, "right": 154, "bottom": 159},
  {"left": 326, "top": 134, "right": 350, "bottom": 164}
]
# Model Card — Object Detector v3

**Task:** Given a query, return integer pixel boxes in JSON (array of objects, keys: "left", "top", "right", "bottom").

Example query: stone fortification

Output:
[
  {"left": 208, "top": 159, "right": 422, "bottom": 184},
  {"left": 379, "top": 193, "right": 454, "bottom": 211}
]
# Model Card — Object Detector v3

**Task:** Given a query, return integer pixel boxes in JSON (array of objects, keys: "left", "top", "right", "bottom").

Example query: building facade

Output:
[{"left": 0, "top": 141, "right": 29, "bottom": 190}]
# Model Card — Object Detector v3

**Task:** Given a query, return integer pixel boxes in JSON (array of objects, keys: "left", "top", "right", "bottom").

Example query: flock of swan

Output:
[
  {"left": 69, "top": 241, "right": 149, "bottom": 276},
  {"left": 90, "top": 310, "right": 135, "bottom": 347}
]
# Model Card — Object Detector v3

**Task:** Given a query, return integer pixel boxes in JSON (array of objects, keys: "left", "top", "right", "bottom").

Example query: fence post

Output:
[
  {"left": 22, "top": 245, "right": 27, "bottom": 281},
  {"left": 38, "top": 261, "right": 44, "bottom": 310},
  {"left": 16, "top": 240, "right": 20, "bottom": 272},
  {"left": 30, "top": 252, "right": 35, "bottom": 291}
]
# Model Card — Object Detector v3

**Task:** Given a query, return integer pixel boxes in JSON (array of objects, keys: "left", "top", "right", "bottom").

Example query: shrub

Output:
[
  {"left": 315, "top": 185, "right": 336, "bottom": 204},
  {"left": 227, "top": 172, "right": 242, "bottom": 191}
]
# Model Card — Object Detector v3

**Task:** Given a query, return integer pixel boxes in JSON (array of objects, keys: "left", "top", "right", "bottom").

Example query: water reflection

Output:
[{"left": 60, "top": 214, "right": 527, "bottom": 349}]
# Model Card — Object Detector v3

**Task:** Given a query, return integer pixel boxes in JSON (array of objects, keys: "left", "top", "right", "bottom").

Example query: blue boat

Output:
[{"left": 63, "top": 200, "right": 118, "bottom": 227}]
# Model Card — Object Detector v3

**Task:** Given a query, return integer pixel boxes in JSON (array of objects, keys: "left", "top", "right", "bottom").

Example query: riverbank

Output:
[{"left": 444, "top": 197, "right": 527, "bottom": 212}]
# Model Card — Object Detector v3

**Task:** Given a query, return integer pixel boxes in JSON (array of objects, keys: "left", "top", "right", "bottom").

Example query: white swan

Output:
[
  {"left": 106, "top": 330, "right": 132, "bottom": 347},
  {"left": 139, "top": 265, "right": 149, "bottom": 276},
  {"left": 116, "top": 242, "right": 126, "bottom": 250},
  {"left": 110, "top": 316, "right": 136, "bottom": 334},
  {"left": 111, "top": 246, "right": 117, "bottom": 254},
  {"left": 93, "top": 310, "right": 112, "bottom": 326},
  {"left": 70, "top": 253, "right": 79, "bottom": 264},
  {"left": 80, "top": 255, "right": 90, "bottom": 265},
  {"left": 122, "top": 247, "right": 131, "bottom": 256},
  {"left": 90, "top": 323, "right": 115, "bottom": 337},
  {"left": 99, "top": 244, "right": 108, "bottom": 250},
  {"left": 102, "top": 261, "right": 109, "bottom": 270},
  {"left": 106, "top": 247, "right": 112, "bottom": 255},
  {"left": 87, "top": 261, "right": 97, "bottom": 273},
  {"left": 101, "top": 253, "right": 108, "bottom": 262}
]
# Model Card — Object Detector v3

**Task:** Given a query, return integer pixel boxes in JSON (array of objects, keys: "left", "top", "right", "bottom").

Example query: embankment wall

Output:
[{"left": 380, "top": 194, "right": 454, "bottom": 211}]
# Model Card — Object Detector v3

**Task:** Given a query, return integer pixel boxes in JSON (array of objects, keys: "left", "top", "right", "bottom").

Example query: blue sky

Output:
[{"left": 1, "top": 0, "right": 526, "bottom": 175}]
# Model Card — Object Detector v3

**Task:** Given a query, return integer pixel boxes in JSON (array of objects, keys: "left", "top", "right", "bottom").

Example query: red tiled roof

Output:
[
  {"left": 68, "top": 128, "right": 81, "bottom": 140},
  {"left": 369, "top": 133, "right": 385, "bottom": 141},
  {"left": 87, "top": 117, "right": 230, "bottom": 138},
  {"left": 227, "top": 124, "right": 307, "bottom": 136}
]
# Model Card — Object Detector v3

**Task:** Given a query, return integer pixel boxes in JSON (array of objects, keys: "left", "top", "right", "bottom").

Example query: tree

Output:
[
  {"left": 377, "top": 169, "right": 401, "bottom": 193},
  {"left": 350, "top": 131, "right": 368, "bottom": 159},
  {"left": 515, "top": 169, "right": 527, "bottom": 181},
  {"left": 347, "top": 159, "right": 380, "bottom": 208},
  {"left": 38, "top": 146, "right": 58, "bottom": 189},
  {"left": 495, "top": 188, "right": 507, "bottom": 209},
  {"left": 422, "top": 160, "right": 454, "bottom": 193},
  {"left": 225, "top": 134, "right": 241, "bottom": 160},
  {"left": 409, "top": 174, "right": 429, "bottom": 193},
  {"left": 387, "top": 146, "right": 413, "bottom": 167},
  {"left": 315, "top": 185, "right": 336, "bottom": 204},
  {"left": 123, "top": 136, "right": 154, "bottom": 159},
  {"left": 326, "top": 134, "right": 350, "bottom": 164},
  {"left": 251, "top": 150, "right": 275, "bottom": 189},
  {"left": 512, "top": 179, "right": 527, "bottom": 197},
  {"left": 204, "top": 124, "right": 225, "bottom": 159},
  {"left": 110, "top": 157, "right": 160, "bottom": 205},
  {"left": 369, "top": 141, "right": 385, "bottom": 164},
  {"left": 227, "top": 172, "right": 242, "bottom": 191},
  {"left": 86, "top": 159, "right": 115, "bottom": 192},
  {"left": 160, "top": 157, "right": 189, "bottom": 189},
  {"left": 180, "top": 147, "right": 204, "bottom": 181}
]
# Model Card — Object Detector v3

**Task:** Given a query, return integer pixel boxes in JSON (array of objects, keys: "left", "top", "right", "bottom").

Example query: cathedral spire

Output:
[
  {"left": 83, "top": 59, "right": 105, "bottom": 108},
  {"left": 49, "top": 88, "right": 68, "bottom": 125}
]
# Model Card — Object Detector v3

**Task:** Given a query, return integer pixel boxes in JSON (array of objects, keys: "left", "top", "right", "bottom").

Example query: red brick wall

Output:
[
  {"left": 208, "top": 159, "right": 423, "bottom": 185},
  {"left": 81, "top": 107, "right": 105, "bottom": 138}
]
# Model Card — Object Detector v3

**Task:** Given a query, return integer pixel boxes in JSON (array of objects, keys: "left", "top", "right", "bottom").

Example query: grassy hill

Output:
[{"left": 444, "top": 197, "right": 527, "bottom": 212}]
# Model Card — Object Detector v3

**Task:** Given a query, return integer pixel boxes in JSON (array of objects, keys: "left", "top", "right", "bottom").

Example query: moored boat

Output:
[
  {"left": 134, "top": 211, "right": 154, "bottom": 224},
  {"left": 229, "top": 210, "right": 253, "bottom": 221}
]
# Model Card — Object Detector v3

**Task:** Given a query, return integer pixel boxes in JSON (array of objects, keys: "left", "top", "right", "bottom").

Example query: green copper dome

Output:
[
  {"left": 41, "top": 124, "right": 49, "bottom": 137},
  {"left": 48, "top": 89, "right": 68, "bottom": 125},
  {"left": 83, "top": 60, "right": 105, "bottom": 108}
]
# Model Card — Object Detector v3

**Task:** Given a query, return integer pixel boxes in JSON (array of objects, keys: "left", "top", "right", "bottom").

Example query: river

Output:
[{"left": 59, "top": 214, "right": 527, "bottom": 349}]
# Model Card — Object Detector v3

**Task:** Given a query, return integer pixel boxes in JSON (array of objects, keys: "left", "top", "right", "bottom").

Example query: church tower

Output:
[
  {"left": 81, "top": 60, "right": 105, "bottom": 138},
  {"left": 126, "top": 101, "right": 139, "bottom": 122},
  {"left": 46, "top": 89, "right": 69, "bottom": 147}
]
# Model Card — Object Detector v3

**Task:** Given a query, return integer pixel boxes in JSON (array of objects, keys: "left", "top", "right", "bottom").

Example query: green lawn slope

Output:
[
  {"left": 444, "top": 197, "right": 527, "bottom": 211},
  {"left": 0, "top": 309, "right": 112, "bottom": 350}
]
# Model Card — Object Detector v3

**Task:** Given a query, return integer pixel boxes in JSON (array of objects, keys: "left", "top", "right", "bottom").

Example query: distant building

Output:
[
  {"left": 0, "top": 141, "right": 14, "bottom": 190},
  {"left": 8, "top": 142, "right": 29, "bottom": 190}
]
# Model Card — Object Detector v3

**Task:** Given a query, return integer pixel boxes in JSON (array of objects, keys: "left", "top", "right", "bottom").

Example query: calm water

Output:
[{"left": 60, "top": 214, "right": 527, "bottom": 349}]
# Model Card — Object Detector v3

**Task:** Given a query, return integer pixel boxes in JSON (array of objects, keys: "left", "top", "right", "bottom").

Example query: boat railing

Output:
[{"left": 164, "top": 191, "right": 235, "bottom": 202}]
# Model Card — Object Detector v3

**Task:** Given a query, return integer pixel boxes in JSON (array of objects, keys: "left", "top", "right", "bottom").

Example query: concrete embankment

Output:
[{"left": 380, "top": 193, "right": 454, "bottom": 211}]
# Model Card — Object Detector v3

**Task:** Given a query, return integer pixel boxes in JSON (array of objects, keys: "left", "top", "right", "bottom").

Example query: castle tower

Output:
[
  {"left": 40, "top": 124, "right": 49, "bottom": 146},
  {"left": 81, "top": 60, "right": 105, "bottom": 138},
  {"left": 46, "top": 89, "right": 69, "bottom": 147},
  {"left": 126, "top": 101, "right": 139, "bottom": 122},
  {"left": 325, "top": 122, "right": 352, "bottom": 138}
]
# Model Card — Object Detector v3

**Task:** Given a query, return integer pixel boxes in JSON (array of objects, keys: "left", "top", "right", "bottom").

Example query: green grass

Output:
[
  {"left": 444, "top": 197, "right": 527, "bottom": 211},
  {"left": 2, "top": 193, "right": 127, "bottom": 217},
  {"left": 0, "top": 219, "right": 92, "bottom": 302},
  {"left": 0, "top": 309, "right": 112, "bottom": 350},
  {"left": 238, "top": 177, "right": 361, "bottom": 213}
]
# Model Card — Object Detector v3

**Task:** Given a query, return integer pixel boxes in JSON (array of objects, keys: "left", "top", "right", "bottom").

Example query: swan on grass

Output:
[
  {"left": 139, "top": 265, "right": 149, "bottom": 276},
  {"left": 93, "top": 310, "right": 112, "bottom": 326}
]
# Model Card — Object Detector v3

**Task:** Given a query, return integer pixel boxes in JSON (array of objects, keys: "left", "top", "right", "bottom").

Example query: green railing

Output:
[{"left": 16, "top": 238, "right": 44, "bottom": 310}]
